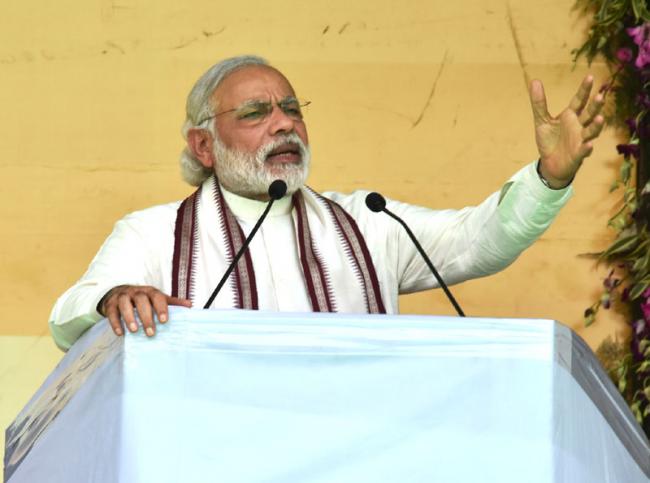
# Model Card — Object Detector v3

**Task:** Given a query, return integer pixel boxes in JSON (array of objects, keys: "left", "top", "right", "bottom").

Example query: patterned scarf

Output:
[{"left": 171, "top": 177, "right": 385, "bottom": 314}]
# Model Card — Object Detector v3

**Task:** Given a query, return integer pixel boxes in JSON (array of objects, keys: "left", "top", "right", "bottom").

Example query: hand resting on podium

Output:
[{"left": 98, "top": 285, "right": 192, "bottom": 338}]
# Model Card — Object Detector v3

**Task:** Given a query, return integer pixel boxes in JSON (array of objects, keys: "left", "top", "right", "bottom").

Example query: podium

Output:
[{"left": 5, "top": 308, "right": 650, "bottom": 482}]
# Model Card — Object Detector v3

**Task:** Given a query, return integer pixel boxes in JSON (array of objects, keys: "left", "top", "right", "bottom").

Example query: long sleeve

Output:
[
  {"left": 395, "top": 162, "right": 572, "bottom": 293},
  {"left": 326, "top": 161, "right": 573, "bottom": 300},
  {"left": 49, "top": 203, "right": 178, "bottom": 351}
]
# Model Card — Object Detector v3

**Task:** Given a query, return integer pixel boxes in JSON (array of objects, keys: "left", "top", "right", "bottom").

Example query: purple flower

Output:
[
  {"left": 627, "top": 23, "right": 650, "bottom": 69},
  {"left": 643, "top": 300, "right": 650, "bottom": 321},
  {"left": 603, "top": 271, "right": 620, "bottom": 290},
  {"left": 637, "top": 49, "right": 650, "bottom": 69},
  {"left": 625, "top": 118, "right": 638, "bottom": 135},
  {"left": 628, "top": 25, "right": 647, "bottom": 46},
  {"left": 617, "top": 47, "right": 634, "bottom": 63},
  {"left": 637, "top": 93, "right": 650, "bottom": 109},
  {"left": 633, "top": 318, "right": 646, "bottom": 335},
  {"left": 617, "top": 143, "right": 640, "bottom": 159}
]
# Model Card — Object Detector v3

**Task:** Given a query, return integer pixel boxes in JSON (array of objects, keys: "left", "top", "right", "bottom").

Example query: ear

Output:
[{"left": 187, "top": 128, "right": 216, "bottom": 168}]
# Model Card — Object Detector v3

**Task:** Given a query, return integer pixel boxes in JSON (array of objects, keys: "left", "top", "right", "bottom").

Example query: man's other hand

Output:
[
  {"left": 99, "top": 285, "right": 192, "bottom": 337},
  {"left": 529, "top": 75, "right": 605, "bottom": 189}
]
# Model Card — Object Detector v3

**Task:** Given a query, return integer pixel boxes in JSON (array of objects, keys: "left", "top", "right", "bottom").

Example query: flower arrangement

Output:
[{"left": 573, "top": 0, "right": 650, "bottom": 434}]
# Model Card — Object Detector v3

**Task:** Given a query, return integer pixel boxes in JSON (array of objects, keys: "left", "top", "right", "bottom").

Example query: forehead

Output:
[{"left": 212, "top": 65, "right": 297, "bottom": 108}]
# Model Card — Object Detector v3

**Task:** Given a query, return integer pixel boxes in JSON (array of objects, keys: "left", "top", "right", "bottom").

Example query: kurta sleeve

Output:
[
  {"left": 393, "top": 161, "right": 572, "bottom": 293},
  {"left": 325, "top": 161, "right": 573, "bottom": 304},
  {"left": 49, "top": 204, "right": 176, "bottom": 351}
]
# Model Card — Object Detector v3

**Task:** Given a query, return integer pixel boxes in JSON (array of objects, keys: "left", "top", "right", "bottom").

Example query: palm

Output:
[{"left": 530, "top": 77, "right": 604, "bottom": 188}]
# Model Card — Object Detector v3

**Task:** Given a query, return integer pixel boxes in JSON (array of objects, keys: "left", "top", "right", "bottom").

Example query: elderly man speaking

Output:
[{"left": 49, "top": 55, "right": 604, "bottom": 351}]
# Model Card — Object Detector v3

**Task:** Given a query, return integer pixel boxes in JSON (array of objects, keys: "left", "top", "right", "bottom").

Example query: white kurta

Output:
[{"left": 49, "top": 162, "right": 572, "bottom": 350}]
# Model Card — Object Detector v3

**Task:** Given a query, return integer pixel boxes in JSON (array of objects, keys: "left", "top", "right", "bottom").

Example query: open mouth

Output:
[{"left": 265, "top": 142, "right": 302, "bottom": 164}]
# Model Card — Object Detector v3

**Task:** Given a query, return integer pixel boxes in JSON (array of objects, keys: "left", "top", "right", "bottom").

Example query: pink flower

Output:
[
  {"left": 642, "top": 300, "right": 650, "bottom": 322},
  {"left": 627, "top": 23, "right": 650, "bottom": 69},
  {"left": 628, "top": 25, "right": 647, "bottom": 46},
  {"left": 637, "top": 47, "right": 650, "bottom": 68},
  {"left": 642, "top": 288, "right": 650, "bottom": 323},
  {"left": 634, "top": 318, "right": 646, "bottom": 335},
  {"left": 617, "top": 47, "right": 634, "bottom": 63}
]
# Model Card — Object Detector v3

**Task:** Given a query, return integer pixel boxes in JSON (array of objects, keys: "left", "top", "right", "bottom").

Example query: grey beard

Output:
[{"left": 212, "top": 133, "right": 311, "bottom": 199}]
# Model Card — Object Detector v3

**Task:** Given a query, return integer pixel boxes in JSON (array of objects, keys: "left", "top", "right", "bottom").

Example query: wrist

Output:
[{"left": 536, "top": 160, "right": 573, "bottom": 190}]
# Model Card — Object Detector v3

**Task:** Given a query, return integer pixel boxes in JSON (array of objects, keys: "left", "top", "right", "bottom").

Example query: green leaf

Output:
[
  {"left": 629, "top": 281, "right": 650, "bottom": 301},
  {"left": 643, "top": 404, "right": 650, "bottom": 418},
  {"left": 632, "top": 401, "right": 643, "bottom": 423},
  {"left": 600, "top": 292, "right": 611, "bottom": 306},
  {"left": 632, "top": 0, "right": 650, "bottom": 21},
  {"left": 632, "top": 254, "right": 647, "bottom": 273},
  {"left": 639, "top": 360, "right": 650, "bottom": 373},
  {"left": 644, "top": 386, "right": 650, "bottom": 400},
  {"left": 602, "top": 234, "right": 640, "bottom": 259},
  {"left": 584, "top": 310, "right": 597, "bottom": 327},
  {"left": 641, "top": 339, "right": 650, "bottom": 353},
  {"left": 627, "top": 238, "right": 650, "bottom": 259},
  {"left": 642, "top": 181, "right": 650, "bottom": 196},
  {"left": 620, "top": 160, "right": 632, "bottom": 184},
  {"left": 618, "top": 375, "right": 627, "bottom": 393}
]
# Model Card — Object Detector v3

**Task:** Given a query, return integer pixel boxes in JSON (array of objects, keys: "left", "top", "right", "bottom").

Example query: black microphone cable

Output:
[
  {"left": 365, "top": 192, "right": 466, "bottom": 317},
  {"left": 204, "top": 180, "right": 288, "bottom": 309}
]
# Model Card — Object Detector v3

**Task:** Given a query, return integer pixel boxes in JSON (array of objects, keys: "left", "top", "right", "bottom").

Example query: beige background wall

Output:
[{"left": 0, "top": 0, "right": 626, "bottom": 472}]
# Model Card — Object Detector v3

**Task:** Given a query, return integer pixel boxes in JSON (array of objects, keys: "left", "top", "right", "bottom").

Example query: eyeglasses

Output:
[{"left": 198, "top": 97, "right": 311, "bottom": 126}]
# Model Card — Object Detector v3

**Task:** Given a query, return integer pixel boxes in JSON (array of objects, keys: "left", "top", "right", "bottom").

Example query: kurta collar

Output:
[{"left": 220, "top": 183, "right": 293, "bottom": 220}]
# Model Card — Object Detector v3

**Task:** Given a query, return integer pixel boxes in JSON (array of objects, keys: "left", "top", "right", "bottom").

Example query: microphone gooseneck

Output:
[
  {"left": 204, "top": 180, "right": 288, "bottom": 309},
  {"left": 364, "top": 192, "right": 466, "bottom": 317}
]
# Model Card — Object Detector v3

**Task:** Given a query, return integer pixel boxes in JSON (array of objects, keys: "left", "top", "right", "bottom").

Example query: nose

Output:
[{"left": 267, "top": 104, "right": 296, "bottom": 136}]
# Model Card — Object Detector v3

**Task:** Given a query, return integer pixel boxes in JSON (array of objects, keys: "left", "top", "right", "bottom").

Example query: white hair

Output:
[{"left": 179, "top": 55, "right": 269, "bottom": 186}]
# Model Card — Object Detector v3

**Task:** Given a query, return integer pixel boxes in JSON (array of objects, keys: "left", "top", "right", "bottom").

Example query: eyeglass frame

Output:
[{"left": 197, "top": 96, "right": 311, "bottom": 126}]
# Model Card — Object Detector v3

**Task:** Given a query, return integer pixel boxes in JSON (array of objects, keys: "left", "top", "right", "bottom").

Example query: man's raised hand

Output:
[
  {"left": 529, "top": 75, "right": 605, "bottom": 189},
  {"left": 99, "top": 285, "right": 192, "bottom": 337}
]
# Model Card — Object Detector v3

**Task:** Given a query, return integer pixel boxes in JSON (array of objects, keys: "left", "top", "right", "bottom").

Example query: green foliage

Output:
[{"left": 574, "top": 0, "right": 650, "bottom": 433}]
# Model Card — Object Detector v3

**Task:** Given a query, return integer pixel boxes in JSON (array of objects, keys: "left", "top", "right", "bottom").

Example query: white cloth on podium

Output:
[{"left": 6, "top": 309, "right": 650, "bottom": 482}]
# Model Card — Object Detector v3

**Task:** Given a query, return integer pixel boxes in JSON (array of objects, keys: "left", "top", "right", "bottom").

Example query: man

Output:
[{"left": 49, "top": 55, "right": 604, "bottom": 351}]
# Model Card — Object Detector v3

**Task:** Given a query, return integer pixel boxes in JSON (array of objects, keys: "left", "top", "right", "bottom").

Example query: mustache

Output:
[{"left": 257, "top": 134, "right": 309, "bottom": 162}]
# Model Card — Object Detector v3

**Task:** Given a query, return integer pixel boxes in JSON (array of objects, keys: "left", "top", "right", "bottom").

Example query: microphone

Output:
[
  {"left": 203, "top": 180, "right": 287, "bottom": 309},
  {"left": 365, "top": 192, "right": 466, "bottom": 317}
]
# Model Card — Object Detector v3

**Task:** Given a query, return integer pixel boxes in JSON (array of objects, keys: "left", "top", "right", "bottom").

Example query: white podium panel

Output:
[{"left": 5, "top": 308, "right": 650, "bottom": 482}]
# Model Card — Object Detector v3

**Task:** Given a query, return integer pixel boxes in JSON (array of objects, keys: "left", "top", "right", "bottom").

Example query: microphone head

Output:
[
  {"left": 365, "top": 192, "right": 386, "bottom": 212},
  {"left": 268, "top": 180, "right": 288, "bottom": 200}
]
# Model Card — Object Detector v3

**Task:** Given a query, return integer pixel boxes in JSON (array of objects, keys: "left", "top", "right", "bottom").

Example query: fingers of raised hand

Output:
[
  {"left": 577, "top": 141, "right": 594, "bottom": 161},
  {"left": 569, "top": 75, "right": 594, "bottom": 114},
  {"left": 582, "top": 114, "right": 604, "bottom": 143},
  {"left": 529, "top": 79, "right": 551, "bottom": 124},
  {"left": 578, "top": 93, "right": 604, "bottom": 127}
]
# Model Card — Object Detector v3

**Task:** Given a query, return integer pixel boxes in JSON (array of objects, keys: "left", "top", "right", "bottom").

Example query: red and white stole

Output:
[{"left": 171, "top": 176, "right": 386, "bottom": 314}]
